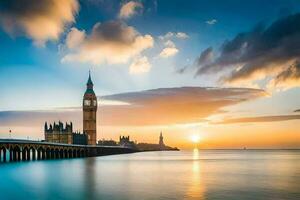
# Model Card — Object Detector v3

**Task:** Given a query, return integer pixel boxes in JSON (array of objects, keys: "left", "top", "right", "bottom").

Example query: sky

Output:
[{"left": 0, "top": 0, "right": 300, "bottom": 149}]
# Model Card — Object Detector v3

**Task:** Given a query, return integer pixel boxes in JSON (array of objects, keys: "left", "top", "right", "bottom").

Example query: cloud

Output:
[
  {"left": 159, "top": 37, "right": 179, "bottom": 58},
  {"left": 159, "top": 47, "right": 178, "bottom": 58},
  {"left": 119, "top": 1, "right": 143, "bottom": 19},
  {"left": 176, "top": 32, "right": 189, "bottom": 39},
  {"left": 159, "top": 32, "right": 189, "bottom": 40},
  {"left": 65, "top": 27, "right": 85, "bottom": 49},
  {"left": 195, "top": 13, "right": 300, "bottom": 89},
  {"left": 0, "top": 87, "right": 266, "bottom": 127},
  {"left": 217, "top": 115, "right": 300, "bottom": 124},
  {"left": 62, "top": 21, "right": 154, "bottom": 65},
  {"left": 269, "top": 61, "right": 300, "bottom": 89},
  {"left": 164, "top": 40, "right": 176, "bottom": 48},
  {"left": 0, "top": 0, "right": 79, "bottom": 46},
  {"left": 206, "top": 19, "right": 217, "bottom": 25},
  {"left": 129, "top": 56, "right": 151, "bottom": 74},
  {"left": 197, "top": 47, "right": 214, "bottom": 66}
]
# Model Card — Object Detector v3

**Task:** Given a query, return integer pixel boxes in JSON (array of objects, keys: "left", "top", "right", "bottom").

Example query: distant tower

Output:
[
  {"left": 159, "top": 131, "right": 165, "bottom": 149},
  {"left": 83, "top": 71, "right": 98, "bottom": 145}
]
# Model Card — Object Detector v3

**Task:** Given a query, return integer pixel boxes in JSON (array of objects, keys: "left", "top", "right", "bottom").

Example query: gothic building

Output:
[
  {"left": 44, "top": 121, "right": 87, "bottom": 145},
  {"left": 159, "top": 131, "right": 165, "bottom": 150},
  {"left": 119, "top": 136, "right": 135, "bottom": 147},
  {"left": 44, "top": 71, "right": 97, "bottom": 145},
  {"left": 83, "top": 71, "right": 98, "bottom": 145}
]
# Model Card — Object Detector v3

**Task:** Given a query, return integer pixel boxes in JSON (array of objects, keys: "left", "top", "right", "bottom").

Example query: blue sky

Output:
[
  {"left": 0, "top": 0, "right": 299, "bottom": 148},
  {"left": 1, "top": 0, "right": 300, "bottom": 110}
]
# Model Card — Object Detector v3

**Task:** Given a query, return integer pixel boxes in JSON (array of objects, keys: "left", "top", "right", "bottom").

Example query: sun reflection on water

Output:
[{"left": 185, "top": 148, "right": 206, "bottom": 199}]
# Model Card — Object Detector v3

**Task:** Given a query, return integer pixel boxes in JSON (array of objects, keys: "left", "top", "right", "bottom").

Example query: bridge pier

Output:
[
  {"left": 17, "top": 150, "right": 21, "bottom": 161},
  {"left": 32, "top": 149, "right": 36, "bottom": 160},
  {"left": 64, "top": 150, "right": 68, "bottom": 158},
  {"left": 26, "top": 149, "right": 30, "bottom": 160},
  {"left": 49, "top": 149, "right": 53, "bottom": 159},
  {"left": 3, "top": 148, "right": 6, "bottom": 162},
  {"left": 42, "top": 149, "right": 46, "bottom": 160},
  {"left": 12, "top": 150, "right": 16, "bottom": 161},
  {"left": 68, "top": 150, "right": 73, "bottom": 158},
  {"left": 37, "top": 149, "right": 41, "bottom": 160},
  {"left": 9, "top": 148, "right": 13, "bottom": 161},
  {"left": 22, "top": 149, "right": 26, "bottom": 161}
]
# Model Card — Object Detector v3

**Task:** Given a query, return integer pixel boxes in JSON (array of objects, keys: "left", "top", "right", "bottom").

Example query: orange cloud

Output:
[
  {"left": 0, "top": 0, "right": 79, "bottom": 46},
  {"left": 100, "top": 87, "right": 266, "bottom": 126},
  {"left": 217, "top": 115, "right": 300, "bottom": 124},
  {"left": 119, "top": 1, "right": 143, "bottom": 19},
  {"left": 0, "top": 87, "right": 266, "bottom": 128}
]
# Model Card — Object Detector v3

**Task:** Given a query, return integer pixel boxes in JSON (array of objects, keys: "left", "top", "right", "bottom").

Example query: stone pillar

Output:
[
  {"left": 3, "top": 149, "right": 6, "bottom": 162},
  {"left": 32, "top": 149, "right": 36, "bottom": 160},
  {"left": 42, "top": 150, "right": 46, "bottom": 160},
  {"left": 51, "top": 150, "right": 54, "bottom": 159},
  {"left": 26, "top": 149, "right": 30, "bottom": 160},
  {"left": 22, "top": 150, "right": 26, "bottom": 161},
  {"left": 37, "top": 150, "right": 40, "bottom": 160},
  {"left": 17, "top": 150, "right": 21, "bottom": 161},
  {"left": 10, "top": 149, "right": 13, "bottom": 162},
  {"left": 13, "top": 150, "right": 17, "bottom": 161}
]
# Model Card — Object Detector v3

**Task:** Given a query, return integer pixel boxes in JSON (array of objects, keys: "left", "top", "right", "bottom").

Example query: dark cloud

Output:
[
  {"left": 177, "top": 47, "right": 213, "bottom": 74},
  {"left": 274, "top": 61, "right": 300, "bottom": 84},
  {"left": 197, "top": 47, "right": 213, "bottom": 66},
  {"left": 0, "top": 87, "right": 266, "bottom": 127},
  {"left": 217, "top": 115, "right": 300, "bottom": 124},
  {"left": 0, "top": 0, "right": 79, "bottom": 45},
  {"left": 195, "top": 13, "right": 300, "bottom": 88}
]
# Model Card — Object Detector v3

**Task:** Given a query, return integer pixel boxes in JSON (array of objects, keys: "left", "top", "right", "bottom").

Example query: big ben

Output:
[{"left": 83, "top": 71, "right": 97, "bottom": 145}]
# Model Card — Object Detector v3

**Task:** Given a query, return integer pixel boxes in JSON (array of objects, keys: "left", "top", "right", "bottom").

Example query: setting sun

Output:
[{"left": 190, "top": 135, "right": 201, "bottom": 143}]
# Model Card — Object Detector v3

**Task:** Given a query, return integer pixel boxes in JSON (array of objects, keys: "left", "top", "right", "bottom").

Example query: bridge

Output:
[{"left": 0, "top": 139, "right": 138, "bottom": 162}]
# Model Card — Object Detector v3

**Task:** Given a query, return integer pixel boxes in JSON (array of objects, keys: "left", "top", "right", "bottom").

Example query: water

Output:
[{"left": 0, "top": 150, "right": 299, "bottom": 200}]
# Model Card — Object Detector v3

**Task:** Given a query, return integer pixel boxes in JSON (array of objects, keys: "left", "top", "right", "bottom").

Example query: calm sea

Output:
[{"left": 0, "top": 150, "right": 299, "bottom": 200}]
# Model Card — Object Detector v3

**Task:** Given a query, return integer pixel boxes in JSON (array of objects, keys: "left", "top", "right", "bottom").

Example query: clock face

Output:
[
  {"left": 93, "top": 100, "right": 97, "bottom": 106},
  {"left": 84, "top": 100, "right": 91, "bottom": 106}
]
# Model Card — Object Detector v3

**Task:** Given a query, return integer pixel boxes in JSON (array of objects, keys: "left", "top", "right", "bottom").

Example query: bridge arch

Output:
[
  {"left": 29, "top": 146, "right": 36, "bottom": 160},
  {"left": 37, "top": 147, "right": 45, "bottom": 160},
  {"left": 12, "top": 145, "right": 21, "bottom": 161},
  {"left": 22, "top": 146, "right": 29, "bottom": 161}
]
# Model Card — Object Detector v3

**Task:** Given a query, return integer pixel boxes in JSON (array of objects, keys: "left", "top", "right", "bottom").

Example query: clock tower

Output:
[{"left": 83, "top": 71, "right": 97, "bottom": 145}]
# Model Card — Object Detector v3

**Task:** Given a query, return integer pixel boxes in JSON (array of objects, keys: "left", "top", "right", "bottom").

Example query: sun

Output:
[{"left": 190, "top": 135, "right": 201, "bottom": 143}]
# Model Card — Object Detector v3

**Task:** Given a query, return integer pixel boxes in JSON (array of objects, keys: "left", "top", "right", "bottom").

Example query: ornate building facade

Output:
[
  {"left": 83, "top": 72, "right": 98, "bottom": 145},
  {"left": 44, "top": 121, "right": 87, "bottom": 145}
]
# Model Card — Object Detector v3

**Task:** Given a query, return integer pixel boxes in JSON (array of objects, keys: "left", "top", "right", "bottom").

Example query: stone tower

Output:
[
  {"left": 159, "top": 131, "right": 165, "bottom": 149},
  {"left": 83, "top": 71, "right": 97, "bottom": 145}
]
